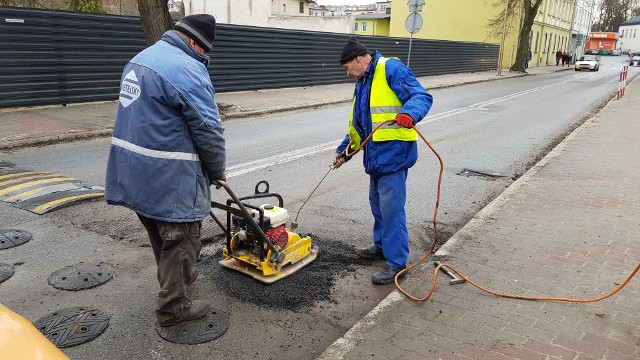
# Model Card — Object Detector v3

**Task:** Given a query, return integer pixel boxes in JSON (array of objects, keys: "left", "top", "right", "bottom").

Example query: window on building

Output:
[
  {"left": 362, "top": 22, "right": 367, "bottom": 32},
  {"left": 354, "top": 22, "right": 358, "bottom": 32},
  {"left": 283, "top": 4, "right": 286, "bottom": 12},
  {"left": 535, "top": 31, "right": 539, "bottom": 52},
  {"left": 300, "top": 2, "right": 304, "bottom": 13},
  {"left": 635, "top": 29, "right": 637, "bottom": 38}
]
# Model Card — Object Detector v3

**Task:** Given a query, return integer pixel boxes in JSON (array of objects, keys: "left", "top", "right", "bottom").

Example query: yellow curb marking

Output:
[
  {"left": 0, "top": 173, "right": 64, "bottom": 188},
  {"left": 34, "top": 192, "right": 104, "bottom": 213},
  {"left": 0, "top": 177, "right": 75, "bottom": 196},
  {"left": 0, "top": 171, "right": 47, "bottom": 181},
  {"left": 3, "top": 184, "right": 76, "bottom": 202}
]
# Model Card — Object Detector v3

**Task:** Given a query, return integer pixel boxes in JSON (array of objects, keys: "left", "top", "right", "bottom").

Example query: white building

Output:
[
  {"left": 180, "top": 0, "right": 352, "bottom": 33},
  {"left": 569, "top": 0, "right": 596, "bottom": 58},
  {"left": 619, "top": 16, "right": 640, "bottom": 51},
  {"left": 376, "top": 1, "right": 391, "bottom": 15}
]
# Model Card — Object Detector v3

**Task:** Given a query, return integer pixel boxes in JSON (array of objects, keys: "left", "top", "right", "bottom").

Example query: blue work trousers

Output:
[{"left": 369, "top": 169, "right": 409, "bottom": 269}]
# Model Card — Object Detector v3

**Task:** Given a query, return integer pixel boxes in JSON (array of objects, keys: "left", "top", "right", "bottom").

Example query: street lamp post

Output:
[{"left": 498, "top": 0, "right": 509, "bottom": 75}]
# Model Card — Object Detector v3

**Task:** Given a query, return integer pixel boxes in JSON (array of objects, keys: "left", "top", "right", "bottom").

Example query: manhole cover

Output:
[
  {"left": 48, "top": 263, "right": 113, "bottom": 291},
  {"left": 0, "top": 229, "right": 32, "bottom": 250},
  {"left": 0, "top": 263, "right": 14, "bottom": 283},
  {"left": 33, "top": 307, "right": 109, "bottom": 348},
  {"left": 155, "top": 310, "right": 229, "bottom": 344}
]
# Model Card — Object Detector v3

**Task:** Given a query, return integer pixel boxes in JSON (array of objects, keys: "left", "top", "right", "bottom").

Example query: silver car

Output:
[{"left": 574, "top": 55, "right": 600, "bottom": 71}]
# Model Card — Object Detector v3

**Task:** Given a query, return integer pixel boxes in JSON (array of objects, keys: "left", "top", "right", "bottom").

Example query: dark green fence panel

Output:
[{"left": 0, "top": 6, "right": 499, "bottom": 108}]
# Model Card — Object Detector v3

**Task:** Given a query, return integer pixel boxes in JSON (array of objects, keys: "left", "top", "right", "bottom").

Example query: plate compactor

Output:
[{"left": 209, "top": 180, "right": 319, "bottom": 283}]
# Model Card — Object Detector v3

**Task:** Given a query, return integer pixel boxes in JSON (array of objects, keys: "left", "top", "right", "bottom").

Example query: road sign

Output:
[
  {"left": 408, "top": 0, "right": 425, "bottom": 12},
  {"left": 405, "top": 12, "right": 423, "bottom": 34}
]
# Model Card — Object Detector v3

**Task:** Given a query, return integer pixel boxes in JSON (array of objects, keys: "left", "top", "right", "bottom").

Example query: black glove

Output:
[{"left": 211, "top": 174, "right": 226, "bottom": 189}]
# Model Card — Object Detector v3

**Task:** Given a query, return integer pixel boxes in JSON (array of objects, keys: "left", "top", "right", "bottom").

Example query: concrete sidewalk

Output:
[
  {"left": 0, "top": 65, "right": 565, "bottom": 150},
  {"left": 318, "top": 77, "right": 640, "bottom": 358}
]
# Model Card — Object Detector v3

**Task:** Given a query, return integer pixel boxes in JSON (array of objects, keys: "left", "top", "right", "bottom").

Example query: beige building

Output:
[{"left": 180, "top": 0, "right": 352, "bottom": 33}]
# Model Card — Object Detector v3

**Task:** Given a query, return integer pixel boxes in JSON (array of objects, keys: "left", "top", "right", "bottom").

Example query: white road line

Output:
[{"left": 227, "top": 70, "right": 613, "bottom": 178}]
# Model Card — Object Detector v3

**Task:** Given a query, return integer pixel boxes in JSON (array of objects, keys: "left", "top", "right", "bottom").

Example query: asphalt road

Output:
[{"left": 0, "top": 56, "right": 636, "bottom": 359}]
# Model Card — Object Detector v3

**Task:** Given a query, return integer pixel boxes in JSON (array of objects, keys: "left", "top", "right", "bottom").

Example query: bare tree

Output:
[
  {"left": 593, "top": 0, "right": 639, "bottom": 31},
  {"left": 137, "top": 0, "right": 173, "bottom": 46},
  {"left": 487, "top": 0, "right": 544, "bottom": 73}
]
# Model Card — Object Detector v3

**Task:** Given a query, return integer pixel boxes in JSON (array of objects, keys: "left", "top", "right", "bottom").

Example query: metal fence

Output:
[{"left": 0, "top": 6, "right": 499, "bottom": 108}]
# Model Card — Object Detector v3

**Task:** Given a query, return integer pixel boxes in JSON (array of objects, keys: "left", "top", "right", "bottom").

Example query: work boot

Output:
[
  {"left": 372, "top": 265, "right": 406, "bottom": 285},
  {"left": 356, "top": 246, "right": 385, "bottom": 260},
  {"left": 157, "top": 300, "right": 210, "bottom": 327}
]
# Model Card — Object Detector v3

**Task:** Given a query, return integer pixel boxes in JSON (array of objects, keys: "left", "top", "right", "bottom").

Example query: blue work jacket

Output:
[
  {"left": 105, "top": 31, "right": 225, "bottom": 222},
  {"left": 337, "top": 51, "right": 433, "bottom": 176}
]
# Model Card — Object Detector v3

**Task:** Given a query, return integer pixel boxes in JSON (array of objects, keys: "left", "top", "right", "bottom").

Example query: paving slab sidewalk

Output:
[
  {"left": 317, "top": 75, "right": 640, "bottom": 359},
  {"left": 0, "top": 66, "right": 565, "bottom": 150}
]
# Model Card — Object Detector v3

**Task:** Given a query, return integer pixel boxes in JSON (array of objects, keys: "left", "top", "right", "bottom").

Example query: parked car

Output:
[
  {"left": 585, "top": 49, "right": 598, "bottom": 55},
  {"left": 623, "top": 49, "right": 631, "bottom": 55},
  {"left": 611, "top": 49, "right": 622, "bottom": 56},
  {"left": 575, "top": 55, "right": 600, "bottom": 71},
  {"left": 630, "top": 55, "right": 640, "bottom": 66},
  {"left": 598, "top": 49, "right": 610, "bottom": 56}
]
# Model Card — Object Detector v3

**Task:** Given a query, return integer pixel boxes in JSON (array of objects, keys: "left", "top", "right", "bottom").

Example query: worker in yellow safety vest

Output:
[{"left": 333, "top": 36, "right": 433, "bottom": 285}]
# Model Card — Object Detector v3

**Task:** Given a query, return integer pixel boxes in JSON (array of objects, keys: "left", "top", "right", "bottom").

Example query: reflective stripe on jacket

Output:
[
  {"left": 105, "top": 30, "right": 225, "bottom": 222},
  {"left": 338, "top": 51, "right": 433, "bottom": 176},
  {"left": 348, "top": 57, "right": 417, "bottom": 149}
]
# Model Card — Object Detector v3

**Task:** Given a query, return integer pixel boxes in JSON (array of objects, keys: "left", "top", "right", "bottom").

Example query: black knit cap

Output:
[
  {"left": 339, "top": 36, "right": 370, "bottom": 65},
  {"left": 174, "top": 14, "right": 216, "bottom": 52}
]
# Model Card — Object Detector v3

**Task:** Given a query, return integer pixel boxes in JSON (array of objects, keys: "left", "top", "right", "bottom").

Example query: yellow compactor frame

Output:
[
  {"left": 211, "top": 180, "right": 319, "bottom": 284},
  {"left": 219, "top": 231, "right": 318, "bottom": 283}
]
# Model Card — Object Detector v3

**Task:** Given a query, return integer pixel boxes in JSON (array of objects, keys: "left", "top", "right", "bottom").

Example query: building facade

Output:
[
  {"left": 586, "top": 32, "right": 619, "bottom": 51},
  {"left": 619, "top": 16, "right": 640, "bottom": 51},
  {"left": 354, "top": 14, "right": 390, "bottom": 36},
  {"left": 388, "top": 0, "right": 577, "bottom": 68},
  {"left": 568, "top": 0, "right": 596, "bottom": 59},
  {"left": 530, "top": 0, "right": 576, "bottom": 66},
  {"left": 180, "top": 0, "right": 352, "bottom": 33}
]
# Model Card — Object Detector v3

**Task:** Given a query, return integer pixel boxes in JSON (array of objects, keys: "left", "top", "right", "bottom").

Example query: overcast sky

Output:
[{"left": 315, "top": 1, "right": 376, "bottom": 5}]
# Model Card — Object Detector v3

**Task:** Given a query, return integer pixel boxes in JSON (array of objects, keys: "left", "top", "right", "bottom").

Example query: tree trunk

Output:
[
  {"left": 137, "top": 0, "right": 173, "bottom": 46},
  {"left": 510, "top": 0, "right": 544, "bottom": 72}
]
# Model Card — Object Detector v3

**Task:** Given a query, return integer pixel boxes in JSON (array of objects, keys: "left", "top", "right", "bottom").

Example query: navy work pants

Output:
[{"left": 369, "top": 169, "right": 409, "bottom": 269}]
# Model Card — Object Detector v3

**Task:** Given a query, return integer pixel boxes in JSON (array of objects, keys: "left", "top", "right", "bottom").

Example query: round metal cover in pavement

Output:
[
  {"left": 155, "top": 309, "right": 229, "bottom": 344},
  {"left": 0, "top": 229, "right": 32, "bottom": 250},
  {"left": 48, "top": 262, "right": 113, "bottom": 291},
  {"left": 0, "top": 263, "right": 14, "bottom": 283},
  {"left": 33, "top": 307, "right": 109, "bottom": 348}
]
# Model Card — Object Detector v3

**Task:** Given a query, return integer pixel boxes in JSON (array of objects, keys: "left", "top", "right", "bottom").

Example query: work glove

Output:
[
  {"left": 332, "top": 152, "right": 346, "bottom": 169},
  {"left": 211, "top": 174, "right": 226, "bottom": 189},
  {"left": 395, "top": 113, "right": 414, "bottom": 128}
]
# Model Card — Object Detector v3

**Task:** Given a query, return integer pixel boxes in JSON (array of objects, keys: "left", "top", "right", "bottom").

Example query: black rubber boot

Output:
[
  {"left": 372, "top": 265, "right": 406, "bottom": 285},
  {"left": 355, "top": 246, "right": 385, "bottom": 260}
]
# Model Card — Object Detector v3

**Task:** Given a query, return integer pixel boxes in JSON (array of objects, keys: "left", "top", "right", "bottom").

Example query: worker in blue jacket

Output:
[
  {"left": 105, "top": 15, "right": 225, "bottom": 326},
  {"left": 333, "top": 36, "right": 433, "bottom": 285}
]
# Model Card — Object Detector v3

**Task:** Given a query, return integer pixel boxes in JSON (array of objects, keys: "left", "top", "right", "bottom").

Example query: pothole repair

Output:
[
  {"left": 458, "top": 168, "right": 507, "bottom": 180},
  {"left": 197, "top": 236, "right": 372, "bottom": 311}
]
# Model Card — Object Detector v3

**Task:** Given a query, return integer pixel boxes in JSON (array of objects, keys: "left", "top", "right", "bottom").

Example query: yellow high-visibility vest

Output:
[{"left": 348, "top": 57, "right": 417, "bottom": 150}]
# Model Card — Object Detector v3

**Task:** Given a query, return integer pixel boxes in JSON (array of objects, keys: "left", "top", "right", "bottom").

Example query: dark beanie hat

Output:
[
  {"left": 339, "top": 36, "right": 370, "bottom": 65},
  {"left": 174, "top": 14, "right": 216, "bottom": 52}
]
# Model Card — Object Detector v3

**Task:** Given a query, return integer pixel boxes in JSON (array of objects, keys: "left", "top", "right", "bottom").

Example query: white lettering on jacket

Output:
[{"left": 119, "top": 70, "right": 141, "bottom": 108}]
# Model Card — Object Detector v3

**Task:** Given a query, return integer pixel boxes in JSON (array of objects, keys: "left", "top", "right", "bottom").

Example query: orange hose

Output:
[{"left": 350, "top": 120, "right": 639, "bottom": 303}]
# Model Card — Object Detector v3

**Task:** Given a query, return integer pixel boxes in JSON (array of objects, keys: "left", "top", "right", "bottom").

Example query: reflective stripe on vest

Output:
[
  {"left": 348, "top": 57, "right": 417, "bottom": 148},
  {"left": 111, "top": 137, "right": 200, "bottom": 161}
]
